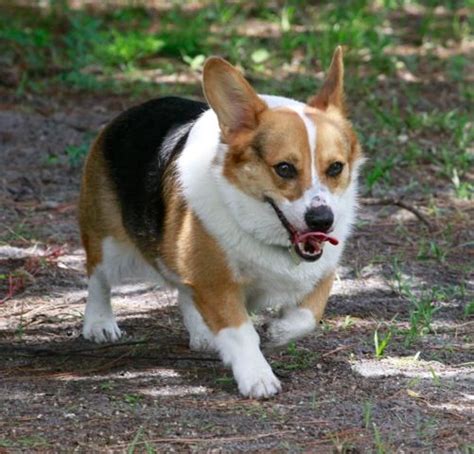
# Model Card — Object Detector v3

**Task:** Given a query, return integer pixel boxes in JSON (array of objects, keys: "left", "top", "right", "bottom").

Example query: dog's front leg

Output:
[
  {"left": 192, "top": 284, "right": 281, "bottom": 398},
  {"left": 267, "top": 271, "right": 335, "bottom": 346}
]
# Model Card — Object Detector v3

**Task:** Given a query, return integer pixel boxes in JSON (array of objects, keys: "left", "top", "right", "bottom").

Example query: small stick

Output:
[
  {"left": 111, "top": 430, "right": 294, "bottom": 448},
  {"left": 321, "top": 344, "right": 352, "bottom": 357},
  {"left": 362, "top": 197, "right": 433, "bottom": 230}
]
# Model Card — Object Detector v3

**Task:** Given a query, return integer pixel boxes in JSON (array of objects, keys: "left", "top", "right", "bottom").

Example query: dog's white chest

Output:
[{"left": 233, "top": 249, "right": 335, "bottom": 309}]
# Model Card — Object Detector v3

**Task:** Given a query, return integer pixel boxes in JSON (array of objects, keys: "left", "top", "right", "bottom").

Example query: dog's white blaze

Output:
[
  {"left": 259, "top": 97, "right": 332, "bottom": 233},
  {"left": 305, "top": 113, "right": 318, "bottom": 184},
  {"left": 266, "top": 99, "right": 318, "bottom": 183},
  {"left": 215, "top": 321, "right": 281, "bottom": 398},
  {"left": 294, "top": 106, "right": 318, "bottom": 184}
]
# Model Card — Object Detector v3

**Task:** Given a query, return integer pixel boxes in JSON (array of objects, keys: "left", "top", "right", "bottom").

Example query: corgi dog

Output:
[{"left": 79, "top": 46, "right": 363, "bottom": 398}]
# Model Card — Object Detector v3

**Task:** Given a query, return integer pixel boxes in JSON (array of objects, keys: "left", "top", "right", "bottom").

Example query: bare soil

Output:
[{"left": 0, "top": 89, "right": 472, "bottom": 453}]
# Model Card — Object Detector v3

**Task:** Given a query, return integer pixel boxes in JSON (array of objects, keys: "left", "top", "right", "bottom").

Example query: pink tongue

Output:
[{"left": 293, "top": 231, "right": 339, "bottom": 246}]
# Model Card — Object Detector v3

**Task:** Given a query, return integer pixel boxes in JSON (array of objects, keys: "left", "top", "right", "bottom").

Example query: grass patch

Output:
[
  {"left": 127, "top": 426, "right": 155, "bottom": 454},
  {"left": 388, "top": 259, "right": 468, "bottom": 346},
  {"left": 273, "top": 341, "right": 319, "bottom": 371},
  {"left": 64, "top": 134, "right": 94, "bottom": 168},
  {"left": 374, "top": 328, "right": 392, "bottom": 359},
  {"left": 2, "top": 1, "right": 473, "bottom": 210},
  {"left": 2, "top": 1, "right": 471, "bottom": 98},
  {"left": 0, "top": 436, "right": 49, "bottom": 449}
]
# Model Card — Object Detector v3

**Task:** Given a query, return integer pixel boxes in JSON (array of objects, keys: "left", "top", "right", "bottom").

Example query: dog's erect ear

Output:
[
  {"left": 203, "top": 57, "right": 267, "bottom": 139},
  {"left": 308, "top": 46, "right": 345, "bottom": 113}
]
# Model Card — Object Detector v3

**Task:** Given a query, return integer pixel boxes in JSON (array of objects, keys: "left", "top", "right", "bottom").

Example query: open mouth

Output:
[
  {"left": 265, "top": 197, "right": 339, "bottom": 262},
  {"left": 292, "top": 230, "right": 338, "bottom": 261}
]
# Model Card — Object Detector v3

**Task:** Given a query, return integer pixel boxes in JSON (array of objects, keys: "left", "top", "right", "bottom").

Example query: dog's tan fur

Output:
[
  {"left": 300, "top": 271, "right": 336, "bottom": 323},
  {"left": 79, "top": 134, "right": 131, "bottom": 276}
]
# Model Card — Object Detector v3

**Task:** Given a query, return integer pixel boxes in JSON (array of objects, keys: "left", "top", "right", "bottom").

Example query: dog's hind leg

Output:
[
  {"left": 179, "top": 291, "right": 215, "bottom": 352},
  {"left": 81, "top": 234, "right": 122, "bottom": 343},
  {"left": 83, "top": 265, "right": 122, "bottom": 343}
]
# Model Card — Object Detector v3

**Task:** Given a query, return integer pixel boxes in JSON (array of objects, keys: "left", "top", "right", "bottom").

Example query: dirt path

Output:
[{"left": 0, "top": 93, "right": 472, "bottom": 452}]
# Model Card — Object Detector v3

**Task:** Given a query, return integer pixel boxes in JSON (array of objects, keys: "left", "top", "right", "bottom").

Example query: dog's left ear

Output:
[{"left": 308, "top": 46, "right": 345, "bottom": 113}]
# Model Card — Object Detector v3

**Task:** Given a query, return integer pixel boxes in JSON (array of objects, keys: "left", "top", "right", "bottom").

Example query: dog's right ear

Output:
[{"left": 202, "top": 57, "right": 267, "bottom": 140}]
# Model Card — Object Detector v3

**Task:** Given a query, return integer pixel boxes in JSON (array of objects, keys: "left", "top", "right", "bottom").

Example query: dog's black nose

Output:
[{"left": 305, "top": 206, "right": 334, "bottom": 232}]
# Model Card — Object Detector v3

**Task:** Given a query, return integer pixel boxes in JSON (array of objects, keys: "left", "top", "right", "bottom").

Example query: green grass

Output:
[
  {"left": 342, "top": 315, "right": 355, "bottom": 329},
  {"left": 65, "top": 135, "right": 93, "bottom": 168},
  {"left": 2, "top": 1, "right": 471, "bottom": 97},
  {"left": 215, "top": 374, "right": 234, "bottom": 385},
  {"left": 123, "top": 393, "right": 142, "bottom": 407},
  {"left": 3, "top": 2, "right": 472, "bottom": 207},
  {"left": 464, "top": 301, "right": 474, "bottom": 318},
  {"left": 0, "top": 436, "right": 49, "bottom": 449},
  {"left": 273, "top": 341, "right": 319, "bottom": 371},
  {"left": 100, "top": 380, "right": 116, "bottom": 391},
  {"left": 362, "top": 401, "right": 390, "bottom": 452},
  {"left": 127, "top": 427, "right": 156, "bottom": 454},
  {"left": 372, "top": 423, "right": 388, "bottom": 454},
  {"left": 1, "top": 219, "right": 36, "bottom": 244},
  {"left": 374, "top": 328, "right": 392, "bottom": 359},
  {"left": 44, "top": 134, "right": 93, "bottom": 168},
  {"left": 416, "top": 239, "right": 448, "bottom": 263},
  {"left": 363, "top": 400, "right": 373, "bottom": 429},
  {"left": 405, "top": 291, "right": 440, "bottom": 345},
  {"left": 388, "top": 260, "right": 463, "bottom": 346}
]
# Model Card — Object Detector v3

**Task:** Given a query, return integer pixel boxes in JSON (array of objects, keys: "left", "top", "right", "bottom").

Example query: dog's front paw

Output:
[
  {"left": 83, "top": 318, "right": 122, "bottom": 343},
  {"left": 234, "top": 362, "right": 282, "bottom": 398},
  {"left": 216, "top": 322, "right": 281, "bottom": 398},
  {"left": 266, "top": 308, "right": 316, "bottom": 347},
  {"left": 189, "top": 334, "right": 216, "bottom": 352}
]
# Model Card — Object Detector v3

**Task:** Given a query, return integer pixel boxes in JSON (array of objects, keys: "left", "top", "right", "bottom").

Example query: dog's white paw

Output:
[
  {"left": 189, "top": 334, "right": 216, "bottom": 352},
  {"left": 83, "top": 318, "right": 122, "bottom": 343},
  {"left": 267, "top": 308, "right": 316, "bottom": 346},
  {"left": 216, "top": 322, "right": 281, "bottom": 398},
  {"left": 234, "top": 362, "right": 282, "bottom": 398}
]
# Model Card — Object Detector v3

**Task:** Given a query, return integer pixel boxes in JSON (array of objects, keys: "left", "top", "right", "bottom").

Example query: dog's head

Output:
[{"left": 202, "top": 47, "right": 363, "bottom": 262}]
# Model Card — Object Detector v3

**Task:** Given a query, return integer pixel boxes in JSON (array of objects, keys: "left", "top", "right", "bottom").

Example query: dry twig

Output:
[
  {"left": 362, "top": 197, "right": 433, "bottom": 230},
  {"left": 321, "top": 345, "right": 353, "bottom": 357},
  {"left": 111, "top": 430, "right": 294, "bottom": 448}
]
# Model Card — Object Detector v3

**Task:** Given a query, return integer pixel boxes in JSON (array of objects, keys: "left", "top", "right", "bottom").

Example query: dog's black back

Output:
[{"left": 102, "top": 96, "right": 208, "bottom": 243}]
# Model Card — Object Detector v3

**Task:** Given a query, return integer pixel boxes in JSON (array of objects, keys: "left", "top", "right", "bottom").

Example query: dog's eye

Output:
[
  {"left": 326, "top": 161, "right": 344, "bottom": 177},
  {"left": 274, "top": 162, "right": 297, "bottom": 179}
]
